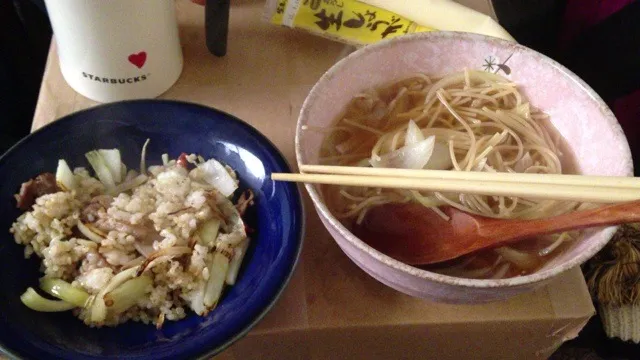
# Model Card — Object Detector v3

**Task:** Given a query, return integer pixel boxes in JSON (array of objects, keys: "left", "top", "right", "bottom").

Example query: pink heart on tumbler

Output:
[{"left": 128, "top": 51, "right": 147, "bottom": 68}]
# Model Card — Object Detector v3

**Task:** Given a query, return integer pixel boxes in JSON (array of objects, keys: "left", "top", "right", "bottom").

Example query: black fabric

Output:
[
  {"left": 492, "top": 0, "right": 567, "bottom": 57},
  {"left": 0, "top": 0, "right": 50, "bottom": 153},
  {"left": 554, "top": 0, "right": 640, "bottom": 105},
  {"left": 552, "top": 313, "right": 639, "bottom": 360}
]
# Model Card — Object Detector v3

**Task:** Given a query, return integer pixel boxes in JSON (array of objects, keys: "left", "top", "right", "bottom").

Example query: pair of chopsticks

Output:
[{"left": 271, "top": 165, "right": 640, "bottom": 203}]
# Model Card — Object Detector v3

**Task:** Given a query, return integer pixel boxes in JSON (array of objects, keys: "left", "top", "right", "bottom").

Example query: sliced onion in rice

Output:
[
  {"left": 182, "top": 283, "right": 206, "bottom": 316},
  {"left": 20, "top": 287, "right": 75, "bottom": 312},
  {"left": 133, "top": 242, "right": 154, "bottom": 258},
  {"left": 77, "top": 221, "right": 106, "bottom": 243},
  {"left": 206, "top": 191, "right": 247, "bottom": 247},
  {"left": 104, "top": 275, "right": 152, "bottom": 315},
  {"left": 140, "top": 138, "right": 150, "bottom": 175},
  {"left": 198, "top": 159, "right": 238, "bottom": 197},
  {"left": 112, "top": 174, "right": 148, "bottom": 195},
  {"left": 138, "top": 246, "right": 192, "bottom": 275},
  {"left": 124, "top": 169, "right": 138, "bottom": 182},
  {"left": 85, "top": 150, "right": 116, "bottom": 190},
  {"left": 89, "top": 296, "right": 107, "bottom": 323},
  {"left": 40, "top": 278, "right": 90, "bottom": 307},
  {"left": 89, "top": 266, "right": 140, "bottom": 323},
  {"left": 225, "top": 238, "right": 250, "bottom": 286},
  {"left": 55, "top": 159, "right": 77, "bottom": 191},
  {"left": 76, "top": 239, "right": 99, "bottom": 248},
  {"left": 161, "top": 153, "right": 170, "bottom": 166},
  {"left": 88, "top": 222, "right": 108, "bottom": 237},
  {"left": 370, "top": 135, "right": 435, "bottom": 169},
  {"left": 122, "top": 256, "right": 146, "bottom": 269},
  {"left": 98, "top": 149, "right": 123, "bottom": 183},
  {"left": 203, "top": 246, "right": 232, "bottom": 311},
  {"left": 197, "top": 218, "right": 221, "bottom": 246},
  {"left": 146, "top": 246, "right": 192, "bottom": 261},
  {"left": 138, "top": 256, "right": 172, "bottom": 276}
]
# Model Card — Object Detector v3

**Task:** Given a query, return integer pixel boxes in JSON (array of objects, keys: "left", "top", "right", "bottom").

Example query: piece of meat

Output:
[
  {"left": 87, "top": 198, "right": 161, "bottom": 258},
  {"left": 15, "top": 180, "right": 36, "bottom": 211},
  {"left": 177, "top": 153, "right": 189, "bottom": 169},
  {"left": 15, "top": 173, "right": 60, "bottom": 210},
  {"left": 81, "top": 195, "right": 114, "bottom": 222},
  {"left": 94, "top": 217, "right": 162, "bottom": 244}
]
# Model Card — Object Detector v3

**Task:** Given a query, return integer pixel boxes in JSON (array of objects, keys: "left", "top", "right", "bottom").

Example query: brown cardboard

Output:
[{"left": 28, "top": 1, "right": 595, "bottom": 359}]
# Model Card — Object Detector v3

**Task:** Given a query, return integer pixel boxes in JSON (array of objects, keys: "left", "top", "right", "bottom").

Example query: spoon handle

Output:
[{"left": 482, "top": 199, "right": 640, "bottom": 242}]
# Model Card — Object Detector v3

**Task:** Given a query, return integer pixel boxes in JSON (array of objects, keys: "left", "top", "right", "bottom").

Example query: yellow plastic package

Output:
[
  {"left": 360, "top": 0, "right": 515, "bottom": 41},
  {"left": 263, "top": 0, "right": 436, "bottom": 46}
]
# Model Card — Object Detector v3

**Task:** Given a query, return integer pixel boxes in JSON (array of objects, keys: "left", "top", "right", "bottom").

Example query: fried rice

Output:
[{"left": 10, "top": 150, "right": 252, "bottom": 328}]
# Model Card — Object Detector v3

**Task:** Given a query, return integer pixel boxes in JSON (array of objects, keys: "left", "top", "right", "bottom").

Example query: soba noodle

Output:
[{"left": 315, "top": 69, "right": 584, "bottom": 279}]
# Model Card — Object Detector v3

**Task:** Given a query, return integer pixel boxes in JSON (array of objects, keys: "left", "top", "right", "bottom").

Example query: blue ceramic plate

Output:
[{"left": 0, "top": 100, "right": 304, "bottom": 359}]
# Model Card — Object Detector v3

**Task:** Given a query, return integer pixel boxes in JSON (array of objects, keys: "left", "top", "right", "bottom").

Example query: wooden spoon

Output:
[{"left": 352, "top": 201, "right": 640, "bottom": 265}]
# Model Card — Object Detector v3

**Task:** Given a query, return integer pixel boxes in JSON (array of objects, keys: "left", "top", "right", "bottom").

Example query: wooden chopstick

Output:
[
  {"left": 299, "top": 165, "right": 640, "bottom": 189},
  {"left": 270, "top": 167, "right": 640, "bottom": 203}
]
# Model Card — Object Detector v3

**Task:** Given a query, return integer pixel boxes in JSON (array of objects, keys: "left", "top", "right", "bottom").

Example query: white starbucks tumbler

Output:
[{"left": 44, "top": 0, "right": 184, "bottom": 103}]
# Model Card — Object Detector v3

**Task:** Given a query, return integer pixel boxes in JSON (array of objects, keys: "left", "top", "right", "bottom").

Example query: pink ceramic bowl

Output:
[{"left": 295, "top": 32, "right": 633, "bottom": 304}]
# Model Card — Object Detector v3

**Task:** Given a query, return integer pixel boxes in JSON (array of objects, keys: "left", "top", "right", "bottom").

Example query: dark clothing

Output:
[{"left": 0, "top": 0, "right": 51, "bottom": 153}]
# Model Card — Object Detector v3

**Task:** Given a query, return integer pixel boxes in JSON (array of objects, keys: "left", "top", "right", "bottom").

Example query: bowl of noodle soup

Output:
[{"left": 296, "top": 32, "right": 633, "bottom": 303}]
